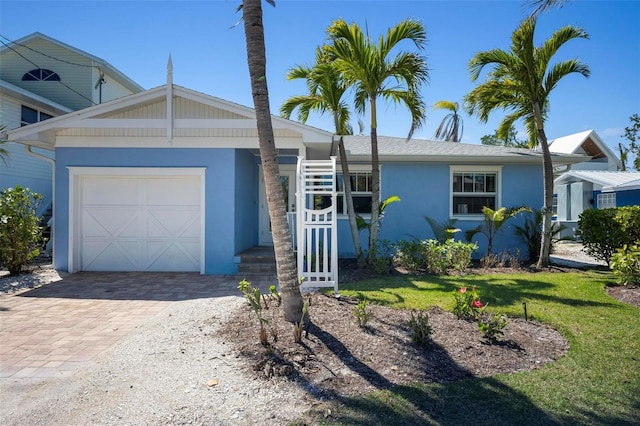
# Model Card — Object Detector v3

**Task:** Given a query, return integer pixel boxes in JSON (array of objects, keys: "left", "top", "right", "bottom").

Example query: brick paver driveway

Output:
[{"left": 0, "top": 272, "right": 247, "bottom": 380}]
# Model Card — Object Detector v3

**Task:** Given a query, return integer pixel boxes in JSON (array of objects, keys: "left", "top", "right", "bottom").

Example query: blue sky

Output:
[{"left": 1, "top": 0, "right": 639, "bottom": 151}]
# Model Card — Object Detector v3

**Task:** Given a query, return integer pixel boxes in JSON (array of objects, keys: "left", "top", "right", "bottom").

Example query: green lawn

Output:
[{"left": 303, "top": 270, "right": 640, "bottom": 425}]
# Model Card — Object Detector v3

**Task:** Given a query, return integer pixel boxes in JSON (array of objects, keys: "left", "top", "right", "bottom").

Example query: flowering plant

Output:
[{"left": 453, "top": 285, "right": 484, "bottom": 319}]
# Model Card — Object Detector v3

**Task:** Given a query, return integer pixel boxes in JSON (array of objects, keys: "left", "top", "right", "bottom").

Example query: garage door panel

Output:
[
  {"left": 146, "top": 177, "right": 200, "bottom": 205},
  {"left": 83, "top": 208, "right": 140, "bottom": 238},
  {"left": 82, "top": 177, "right": 140, "bottom": 205},
  {"left": 78, "top": 173, "right": 202, "bottom": 272},
  {"left": 146, "top": 209, "right": 200, "bottom": 237},
  {"left": 82, "top": 241, "right": 141, "bottom": 271},
  {"left": 146, "top": 241, "right": 200, "bottom": 271}
]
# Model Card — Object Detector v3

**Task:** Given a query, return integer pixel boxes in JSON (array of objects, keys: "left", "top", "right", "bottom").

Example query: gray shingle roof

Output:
[{"left": 340, "top": 135, "right": 587, "bottom": 165}]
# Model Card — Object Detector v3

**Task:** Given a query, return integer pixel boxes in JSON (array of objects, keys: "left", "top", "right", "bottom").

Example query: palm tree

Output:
[
  {"left": 241, "top": 0, "right": 303, "bottom": 324},
  {"left": 464, "top": 17, "right": 589, "bottom": 267},
  {"left": 432, "top": 100, "right": 463, "bottom": 142},
  {"left": 465, "top": 206, "right": 530, "bottom": 256},
  {"left": 526, "top": 0, "right": 572, "bottom": 16},
  {"left": 280, "top": 47, "right": 366, "bottom": 268},
  {"left": 326, "top": 18, "right": 429, "bottom": 264}
]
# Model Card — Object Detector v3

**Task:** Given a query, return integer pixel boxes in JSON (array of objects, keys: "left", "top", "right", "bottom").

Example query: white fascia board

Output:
[
  {"left": 55, "top": 136, "right": 306, "bottom": 149},
  {"left": 0, "top": 80, "right": 73, "bottom": 116}
]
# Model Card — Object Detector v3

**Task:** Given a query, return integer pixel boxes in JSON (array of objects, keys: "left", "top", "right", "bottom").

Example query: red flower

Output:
[
  {"left": 472, "top": 300, "right": 483, "bottom": 308},
  {"left": 459, "top": 287, "right": 467, "bottom": 293}
]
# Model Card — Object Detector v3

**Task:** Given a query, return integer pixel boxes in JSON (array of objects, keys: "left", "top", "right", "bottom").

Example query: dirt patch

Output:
[
  {"left": 220, "top": 292, "right": 569, "bottom": 399},
  {"left": 606, "top": 285, "right": 640, "bottom": 309}
]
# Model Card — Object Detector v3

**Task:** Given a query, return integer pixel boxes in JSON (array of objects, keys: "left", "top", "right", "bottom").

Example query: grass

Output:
[{"left": 303, "top": 270, "right": 640, "bottom": 425}]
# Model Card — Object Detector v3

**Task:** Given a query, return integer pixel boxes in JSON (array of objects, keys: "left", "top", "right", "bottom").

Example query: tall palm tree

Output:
[
  {"left": 280, "top": 47, "right": 366, "bottom": 268},
  {"left": 432, "top": 100, "right": 463, "bottom": 142},
  {"left": 326, "top": 18, "right": 429, "bottom": 263},
  {"left": 464, "top": 17, "right": 589, "bottom": 267},
  {"left": 241, "top": 0, "right": 304, "bottom": 324}
]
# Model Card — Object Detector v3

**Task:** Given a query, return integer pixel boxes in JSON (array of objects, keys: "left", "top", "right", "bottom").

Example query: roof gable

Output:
[
  {"left": 548, "top": 129, "right": 621, "bottom": 169},
  {"left": 7, "top": 84, "right": 333, "bottom": 150},
  {"left": 0, "top": 33, "right": 143, "bottom": 111}
]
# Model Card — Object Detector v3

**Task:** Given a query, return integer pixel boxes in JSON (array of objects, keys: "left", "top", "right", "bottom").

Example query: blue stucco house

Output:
[{"left": 6, "top": 81, "right": 587, "bottom": 276}]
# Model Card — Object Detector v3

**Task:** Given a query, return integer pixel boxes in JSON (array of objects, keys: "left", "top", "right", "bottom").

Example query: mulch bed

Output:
[{"left": 221, "top": 260, "right": 639, "bottom": 399}]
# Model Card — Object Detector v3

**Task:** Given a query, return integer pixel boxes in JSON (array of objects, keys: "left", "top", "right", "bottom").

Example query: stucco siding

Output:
[
  {"left": 337, "top": 162, "right": 543, "bottom": 259},
  {"left": 234, "top": 149, "right": 259, "bottom": 253},
  {"left": 54, "top": 147, "right": 239, "bottom": 274}
]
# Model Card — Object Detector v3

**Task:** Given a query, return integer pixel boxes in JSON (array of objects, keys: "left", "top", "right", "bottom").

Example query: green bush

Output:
[
  {"left": 407, "top": 310, "right": 432, "bottom": 346},
  {"left": 393, "top": 239, "right": 476, "bottom": 274},
  {"left": 0, "top": 186, "right": 43, "bottom": 275},
  {"left": 610, "top": 245, "right": 640, "bottom": 286},
  {"left": 577, "top": 206, "right": 640, "bottom": 266}
]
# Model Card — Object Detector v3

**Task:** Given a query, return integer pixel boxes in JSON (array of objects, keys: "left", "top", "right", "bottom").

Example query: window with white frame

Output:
[
  {"left": 450, "top": 166, "right": 501, "bottom": 217},
  {"left": 313, "top": 169, "right": 373, "bottom": 215},
  {"left": 597, "top": 192, "right": 616, "bottom": 209}
]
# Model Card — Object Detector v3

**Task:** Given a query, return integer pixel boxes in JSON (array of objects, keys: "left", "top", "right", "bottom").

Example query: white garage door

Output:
[{"left": 77, "top": 173, "right": 202, "bottom": 272}]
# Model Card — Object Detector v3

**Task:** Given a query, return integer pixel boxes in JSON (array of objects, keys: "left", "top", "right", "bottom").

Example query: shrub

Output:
[
  {"left": 407, "top": 310, "right": 432, "bottom": 346},
  {"left": 610, "top": 245, "right": 640, "bottom": 286},
  {"left": 478, "top": 312, "right": 509, "bottom": 343},
  {"left": 0, "top": 186, "right": 43, "bottom": 275},
  {"left": 577, "top": 206, "right": 640, "bottom": 266},
  {"left": 453, "top": 286, "right": 483, "bottom": 320},
  {"left": 393, "top": 239, "right": 476, "bottom": 274}
]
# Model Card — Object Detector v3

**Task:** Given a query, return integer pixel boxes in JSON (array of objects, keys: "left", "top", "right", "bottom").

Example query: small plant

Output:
[
  {"left": 453, "top": 286, "right": 484, "bottom": 320},
  {"left": 0, "top": 186, "right": 43, "bottom": 275},
  {"left": 610, "top": 245, "right": 640, "bottom": 286},
  {"left": 478, "top": 312, "right": 509, "bottom": 343},
  {"left": 268, "top": 285, "right": 282, "bottom": 306},
  {"left": 353, "top": 300, "right": 372, "bottom": 327},
  {"left": 293, "top": 300, "right": 310, "bottom": 343},
  {"left": 407, "top": 310, "right": 432, "bottom": 345},
  {"left": 238, "top": 279, "right": 269, "bottom": 345}
]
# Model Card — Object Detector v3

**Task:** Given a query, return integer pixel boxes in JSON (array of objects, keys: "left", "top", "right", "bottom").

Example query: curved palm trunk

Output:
[
  {"left": 533, "top": 101, "right": 553, "bottom": 268},
  {"left": 243, "top": 0, "right": 303, "bottom": 323},
  {"left": 337, "top": 136, "right": 365, "bottom": 267},
  {"left": 368, "top": 97, "right": 381, "bottom": 263}
]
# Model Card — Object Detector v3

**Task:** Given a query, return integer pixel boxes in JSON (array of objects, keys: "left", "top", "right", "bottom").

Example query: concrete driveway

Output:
[{"left": 0, "top": 272, "right": 249, "bottom": 380}]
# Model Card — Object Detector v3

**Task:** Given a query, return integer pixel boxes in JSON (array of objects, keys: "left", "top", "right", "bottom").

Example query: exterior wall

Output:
[
  {"left": 234, "top": 149, "right": 259, "bottom": 253},
  {"left": 54, "top": 147, "right": 242, "bottom": 274},
  {"left": 0, "top": 39, "right": 94, "bottom": 110},
  {"left": 337, "top": 162, "right": 543, "bottom": 259},
  {"left": 1, "top": 94, "right": 55, "bottom": 211},
  {"left": 594, "top": 189, "right": 640, "bottom": 208}
]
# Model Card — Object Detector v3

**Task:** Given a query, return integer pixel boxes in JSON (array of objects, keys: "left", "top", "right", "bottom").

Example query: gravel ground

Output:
[{"left": 1, "top": 295, "right": 308, "bottom": 425}]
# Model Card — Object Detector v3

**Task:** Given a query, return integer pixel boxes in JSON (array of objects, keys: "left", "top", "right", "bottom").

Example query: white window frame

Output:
[
  {"left": 335, "top": 165, "right": 377, "bottom": 219},
  {"left": 449, "top": 165, "right": 502, "bottom": 220},
  {"left": 597, "top": 192, "right": 616, "bottom": 209}
]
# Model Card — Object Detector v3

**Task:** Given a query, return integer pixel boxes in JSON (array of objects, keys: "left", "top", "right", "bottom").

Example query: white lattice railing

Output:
[{"left": 296, "top": 157, "right": 338, "bottom": 293}]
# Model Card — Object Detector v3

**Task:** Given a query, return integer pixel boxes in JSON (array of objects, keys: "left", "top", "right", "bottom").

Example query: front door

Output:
[{"left": 259, "top": 167, "right": 296, "bottom": 246}]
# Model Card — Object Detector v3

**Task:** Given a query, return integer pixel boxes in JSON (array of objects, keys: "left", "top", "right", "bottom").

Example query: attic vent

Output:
[{"left": 22, "top": 69, "right": 61, "bottom": 81}]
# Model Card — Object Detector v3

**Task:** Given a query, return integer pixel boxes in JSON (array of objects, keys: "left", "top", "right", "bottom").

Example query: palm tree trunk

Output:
[
  {"left": 533, "top": 101, "right": 553, "bottom": 268},
  {"left": 368, "top": 97, "right": 381, "bottom": 263},
  {"left": 337, "top": 137, "right": 365, "bottom": 268},
  {"left": 243, "top": 0, "right": 303, "bottom": 323}
]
